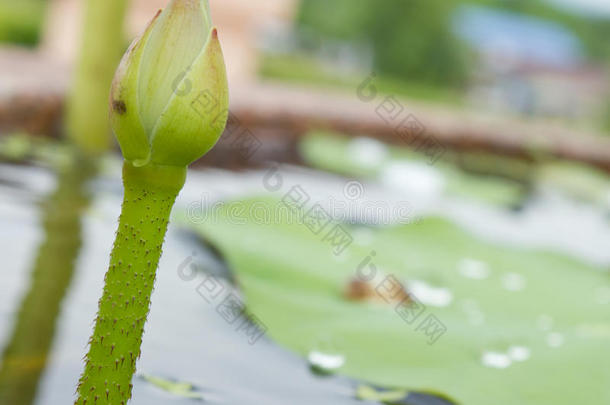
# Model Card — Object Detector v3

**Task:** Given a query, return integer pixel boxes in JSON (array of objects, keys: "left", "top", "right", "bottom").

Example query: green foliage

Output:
[
  {"left": 259, "top": 54, "right": 463, "bottom": 104},
  {"left": 298, "top": 0, "right": 469, "bottom": 87},
  {"left": 367, "top": 0, "right": 469, "bottom": 87},
  {"left": 0, "top": 0, "right": 46, "bottom": 46},
  {"left": 298, "top": 0, "right": 610, "bottom": 89},
  {"left": 298, "top": 0, "right": 371, "bottom": 40}
]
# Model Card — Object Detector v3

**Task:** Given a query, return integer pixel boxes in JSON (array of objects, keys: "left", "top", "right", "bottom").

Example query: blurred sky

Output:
[{"left": 549, "top": 0, "right": 610, "bottom": 16}]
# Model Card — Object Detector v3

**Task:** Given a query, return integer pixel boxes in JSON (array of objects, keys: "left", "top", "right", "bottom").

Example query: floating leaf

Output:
[
  {"left": 536, "top": 161, "right": 610, "bottom": 208},
  {"left": 299, "top": 132, "right": 528, "bottom": 207},
  {"left": 190, "top": 197, "right": 610, "bottom": 405},
  {"left": 356, "top": 385, "right": 456, "bottom": 405},
  {"left": 140, "top": 374, "right": 204, "bottom": 400}
]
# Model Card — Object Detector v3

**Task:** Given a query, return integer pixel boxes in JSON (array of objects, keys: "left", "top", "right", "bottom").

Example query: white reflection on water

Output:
[{"left": 178, "top": 165, "right": 610, "bottom": 266}]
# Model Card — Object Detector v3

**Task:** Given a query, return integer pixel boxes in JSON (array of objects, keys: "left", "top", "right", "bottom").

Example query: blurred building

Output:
[
  {"left": 209, "top": 0, "right": 300, "bottom": 87},
  {"left": 41, "top": 0, "right": 300, "bottom": 88},
  {"left": 453, "top": 5, "right": 608, "bottom": 121}
]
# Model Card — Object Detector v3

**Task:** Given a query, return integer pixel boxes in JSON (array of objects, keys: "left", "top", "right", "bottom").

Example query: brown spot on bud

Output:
[{"left": 112, "top": 100, "right": 127, "bottom": 115}]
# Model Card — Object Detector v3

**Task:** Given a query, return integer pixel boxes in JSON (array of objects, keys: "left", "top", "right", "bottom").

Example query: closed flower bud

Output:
[{"left": 110, "top": 0, "right": 228, "bottom": 167}]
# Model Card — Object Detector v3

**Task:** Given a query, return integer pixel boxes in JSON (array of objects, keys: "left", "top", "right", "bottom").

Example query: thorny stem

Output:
[{"left": 75, "top": 162, "right": 186, "bottom": 405}]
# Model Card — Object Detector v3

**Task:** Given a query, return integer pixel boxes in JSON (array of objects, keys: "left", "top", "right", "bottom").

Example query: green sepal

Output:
[
  {"left": 109, "top": 9, "right": 161, "bottom": 167},
  {"left": 150, "top": 28, "right": 229, "bottom": 166}
]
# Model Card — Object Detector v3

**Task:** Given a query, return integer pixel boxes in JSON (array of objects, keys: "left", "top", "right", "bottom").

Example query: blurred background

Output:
[{"left": 0, "top": 1, "right": 609, "bottom": 404}]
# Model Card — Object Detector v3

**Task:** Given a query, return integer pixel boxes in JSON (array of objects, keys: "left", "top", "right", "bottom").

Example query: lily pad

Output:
[
  {"left": 536, "top": 161, "right": 610, "bottom": 208},
  {"left": 299, "top": 131, "right": 527, "bottom": 207},
  {"left": 189, "top": 197, "right": 610, "bottom": 405}
]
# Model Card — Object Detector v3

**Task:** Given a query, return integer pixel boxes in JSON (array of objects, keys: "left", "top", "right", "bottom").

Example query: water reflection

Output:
[
  {"left": 0, "top": 162, "right": 369, "bottom": 405},
  {"left": 0, "top": 158, "right": 94, "bottom": 405}
]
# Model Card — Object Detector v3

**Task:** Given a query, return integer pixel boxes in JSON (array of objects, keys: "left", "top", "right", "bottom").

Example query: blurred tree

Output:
[
  {"left": 298, "top": 0, "right": 371, "bottom": 39},
  {"left": 0, "top": 0, "right": 46, "bottom": 46},
  {"left": 299, "top": 0, "right": 469, "bottom": 87},
  {"left": 298, "top": 0, "right": 610, "bottom": 89},
  {"left": 368, "top": 0, "right": 469, "bottom": 87}
]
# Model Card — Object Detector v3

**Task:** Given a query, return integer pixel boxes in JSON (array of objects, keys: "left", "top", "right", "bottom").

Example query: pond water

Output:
[
  {"left": 0, "top": 162, "right": 371, "bottom": 405},
  {"left": 0, "top": 156, "right": 609, "bottom": 405}
]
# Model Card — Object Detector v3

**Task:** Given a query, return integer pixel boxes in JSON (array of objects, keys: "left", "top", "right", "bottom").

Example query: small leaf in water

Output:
[
  {"left": 402, "top": 391, "right": 459, "bottom": 405},
  {"left": 140, "top": 374, "right": 204, "bottom": 400},
  {"left": 356, "top": 385, "right": 457, "bottom": 405},
  {"left": 356, "top": 385, "right": 408, "bottom": 403}
]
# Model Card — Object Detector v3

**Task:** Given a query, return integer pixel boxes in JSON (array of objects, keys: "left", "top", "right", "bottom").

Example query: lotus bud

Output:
[{"left": 109, "top": 0, "right": 228, "bottom": 167}]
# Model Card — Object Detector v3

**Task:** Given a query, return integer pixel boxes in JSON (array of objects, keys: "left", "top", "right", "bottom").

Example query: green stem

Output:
[
  {"left": 75, "top": 162, "right": 186, "bottom": 405},
  {"left": 67, "top": 0, "right": 128, "bottom": 155}
]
